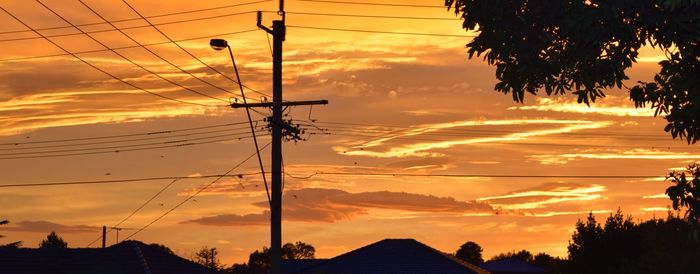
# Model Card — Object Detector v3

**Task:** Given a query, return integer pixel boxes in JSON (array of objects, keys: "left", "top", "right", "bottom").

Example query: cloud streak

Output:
[
  {"left": 335, "top": 119, "right": 611, "bottom": 158},
  {"left": 0, "top": 220, "right": 98, "bottom": 234},
  {"left": 183, "top": 188, "right": 494, "bottom": 226}
]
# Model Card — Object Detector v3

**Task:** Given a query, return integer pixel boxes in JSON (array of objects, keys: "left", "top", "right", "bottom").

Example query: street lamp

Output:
[
  {"left": 209, "top": 39, "right": 228, "bottom": 51},
  {"left": 208, "top": 36, "right": 272, "bottom": 217}
]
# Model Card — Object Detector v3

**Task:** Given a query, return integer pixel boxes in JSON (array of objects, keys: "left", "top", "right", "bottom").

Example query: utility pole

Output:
[
  {"left": 102, "top": 225, "right": 106, "bottom": 248},
  {"left": 242, "top": 2, "right": 327, "bottom": 273}
]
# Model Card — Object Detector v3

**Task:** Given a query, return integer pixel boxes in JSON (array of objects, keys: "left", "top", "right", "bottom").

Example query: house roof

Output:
[
  {"left": 479, "top": 258, "right": 547, "bottom": 274},
  {"left": 289, "top": 238, "right": 490, "bottom": 274},
  {"left": 0, "top": 240, "right": 218, "bottom": 274}
]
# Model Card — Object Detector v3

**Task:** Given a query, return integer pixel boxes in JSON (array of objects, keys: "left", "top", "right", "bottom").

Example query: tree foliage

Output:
[
  {"left": 490, "top": 249, "right": 534, "bottom": 262},
  {"left": 39, "top": 231, "right": 67, "bottom": 249},
  {"left": 0, "top": 218, "right": 21, "bottom": 248},
  {"left": 148, "top": 243, "right": 175, "bottom": 255},
  {"left": 224, "top": 241, "right": 315, "bottom": 274},
  {"left": 455, "top": 241, "right": 484, "bottom": 265},
  {"left": 567, "top": 210, "right": 700, "bottom": 274},
  {"left": 666, "top": 163, "right": 700, "bottom": 239},
  {"left": 192, "top": 246, "right": 224, "bottom": 271},
  {"left": 445, "top": 0, "right": 700, "bottom": 143}
]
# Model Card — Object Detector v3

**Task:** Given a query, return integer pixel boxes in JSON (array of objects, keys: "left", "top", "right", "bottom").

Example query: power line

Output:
[
  {"left": 0, "top": 130, "right": 262, "bottom": 157},
  {"left": 121, "top": 0, "right": 275, "bottom": 101},
  {"left": 286, "top": 11, "right": 460, "bottom": 21},
  {"left": 0, "top": 7, "right": 221, "bottom": 107},
  {"left": 0, "top": 133, "right": 267, "bottom": 160},
  {"left": 0, "top": 29, "right": 259, "bottom": 63},
  {"left": 0, "top": 11, "right": 258, "bottom": 43},
  {"left": 37, "top": 0, "right": 229, "bottom": 103},
  {"left": 1, "top": 169, "right": 670, "bottom": 189},
  {"left": 86, "top": 178, "right": 181, "bottom": 247},
  {"left": 0, "top": 0, "right": 272, "bottom": 36},
  {"left": 0, "top": 120, "right": 257, "bottom": 146},
  {"left": 295, "top": 0, "right": 446, "bottom": 8},
  {"left": 122, "top": 142, "right": 271, "bottom": 241},
  {"left": 288, "top": 171, "right": 666, "bottom": 179},
  {"left": 77, "top": 0, "right": 247, "bottom": 100},
  {"left": 0, "top": 127, "right": 252, "bottom": 152},
  {"left": 0, "top": 173, "right": 263, "bottom": 188},
  {"left": 287, "top": 25, "right": 474, "bottom": 37}
]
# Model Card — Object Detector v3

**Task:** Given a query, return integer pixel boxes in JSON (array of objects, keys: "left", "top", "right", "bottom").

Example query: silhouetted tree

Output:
[
  {"left": 567, "top": 210, "right": 700, "bottom": 274},
  {"left": 490, "top": 249, "right": 534, "bottom": 262},
  {"left": 666, "top": 164, "right": 700, "bottom": 239},
  {"left": 224, "top": 241, "right": 315, "bottom": 274},
  {"left": 0, "top": 218, "right": 21, "bottom": 248},
  {"left": 455, "top": 241, "right": 484, "bottom": 265},
  {"left": 445, "top": 0, "right": 700, "bottom": 143},
  {"left": 149, "top": 243, "right": 175, "bottom": 255},
  {"left": 39, "top": 231, "right": 67, "bottom": 248},
  {"left": 192, "top": 246, "right": 223, "bottom": 271},
  {"left": 532, "top": 253, "right": 566, "bottom": 274}
]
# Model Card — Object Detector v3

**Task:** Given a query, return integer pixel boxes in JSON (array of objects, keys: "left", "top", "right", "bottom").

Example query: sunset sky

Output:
[{"left": 1, "top": 0, "right": 698, "bottom": 265}]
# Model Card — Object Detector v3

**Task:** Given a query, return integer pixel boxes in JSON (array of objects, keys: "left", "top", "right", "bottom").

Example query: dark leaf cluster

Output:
[
  {"left": 568, "top": 210, "right": 700, "bottom": 274},
  {"left": 446, "top": 0, "right": 700, "bottom": 143}
]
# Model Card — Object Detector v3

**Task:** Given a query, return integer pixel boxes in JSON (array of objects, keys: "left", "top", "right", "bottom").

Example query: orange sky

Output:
[{"left": 0, "top": 0, "right": 697, "bottom": 265}]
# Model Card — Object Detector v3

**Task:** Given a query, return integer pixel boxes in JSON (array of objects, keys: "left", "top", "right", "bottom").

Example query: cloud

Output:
[
  {"left": 183, "top": 188, "right": 493, "bottom": 226},
  {"left": 478, "top": 183, "right": 606, "bottom": 210},
  {"left": 532, "top": 149, "right": 700, "bottom": 165},
  {"left": 334, "top": 119, "right": 611, "bottom": 158},
  {"left": 509, "top": 96, "right": 655, "bottom": 117},
  {"left": 0, "top": 220, "right": 98, "bottom": 234}
]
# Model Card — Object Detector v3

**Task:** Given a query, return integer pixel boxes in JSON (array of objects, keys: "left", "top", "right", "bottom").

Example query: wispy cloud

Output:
[
  {"left": 643, "top": 193, "right": 668, "bottom": 199},
  {"left": 509, "top": 97, "right": 655, "bottom": 117},
  {"left": 334, "top": 119, "right": 611, "bottom": 158},
  {"left": 478, "top": 183, "right": 606, "bottom": 210},
  {"left": 533, "top": 149, "right": 700, "bottom": 165}
]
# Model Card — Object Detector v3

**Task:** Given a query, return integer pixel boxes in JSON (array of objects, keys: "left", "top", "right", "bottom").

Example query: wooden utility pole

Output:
[
  {"left": 102, "top": 225, "right": 106, "bottom": 248},
  {"left": 247, "top": 2, "right": 328, "bottom": 273}
]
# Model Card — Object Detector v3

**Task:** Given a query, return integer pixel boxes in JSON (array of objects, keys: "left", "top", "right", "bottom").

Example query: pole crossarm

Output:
[{"left": 230, "top": 100, "right": 328, "bottom": 109}]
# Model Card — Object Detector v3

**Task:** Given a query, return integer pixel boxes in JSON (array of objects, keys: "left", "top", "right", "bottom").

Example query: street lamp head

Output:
[{"left": 209, "top": 39, "right": 228, "bottom": 51}]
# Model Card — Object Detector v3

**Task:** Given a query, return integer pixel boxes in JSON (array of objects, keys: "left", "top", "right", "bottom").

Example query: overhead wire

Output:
[
  {"left": 0, "top": 126, "right": 253, "bottom": 152},
  {"left": 0, "top": 133, "right": 268, "bottom": 160},
  {"left": 0, "top": 11, "right": 258, "bottom": 43},
  {"left": 36, "top": 0, "right": 230, "bottom": 104},
  {"left": 0, "top": 6, "right": 219, "bottom": 107},
  {"left": 295, "top": 0, "right": 446, "bottom": 8},
  {"left": 86, "top": 178, "right": 181, "bottom": 247},
  {"left": 77, "top": 0, "right": 250, "bottom": 100},
  {"left": 121, "top": 0, "right": 275, "bottom": 101},
  {"left": 0, "top": 29, "right": 260, "bottom": 63},
  {"left": 287, "top": 25, "right": 474, "bottom": 37},
  {"left": 0, "top": 120, "right": 259, "bottom": 146},
  {"left": 285, "top": 11, "right": 460, "bottom": 21},
  {"left": 0, "top": 130, "right": 263, "bottom": 157},
  {"left": 121, "top": 142, "right": 271, "bottom": 241},
  {"left": 0, "top": 0, "right": 272, "bottom": 36},
  {"left": 0, "top": 169, "right": 669, "bottom": 189},
  {"left": 0, "top": 173, "right": 264, "bottom": 188}
]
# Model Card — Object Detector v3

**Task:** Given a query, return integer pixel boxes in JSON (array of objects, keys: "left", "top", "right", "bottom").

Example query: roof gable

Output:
[{"left": 293, "top": 239, "right": 490, "bottom": 274}]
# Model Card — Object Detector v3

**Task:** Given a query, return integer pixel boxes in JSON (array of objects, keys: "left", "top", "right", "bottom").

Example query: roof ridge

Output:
[{"left": 131, "top": 241, "right": 153, "bottom": 274}]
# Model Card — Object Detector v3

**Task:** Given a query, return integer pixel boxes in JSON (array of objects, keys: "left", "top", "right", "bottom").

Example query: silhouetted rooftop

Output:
[
  {"left": 0, "top": 240, "right": 217, "bottom": 274},
  {"left": 288, "top": 238, "right": 490, "bottom": 274},
  {"left": 479, "top": 258, "right": 547, "bottom": 274}
]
